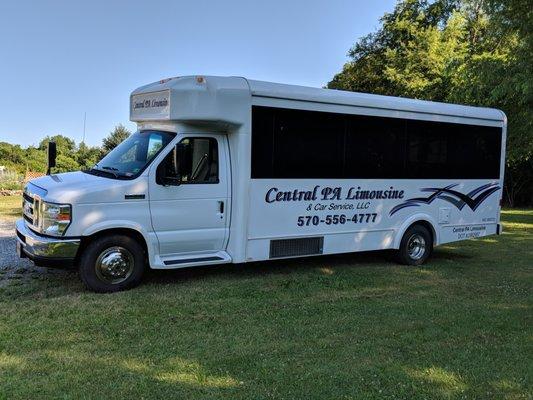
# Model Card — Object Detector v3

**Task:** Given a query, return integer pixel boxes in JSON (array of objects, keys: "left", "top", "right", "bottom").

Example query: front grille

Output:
[
  {"left": 270, "top": 237, "right": 324, "bottom": 258},
  {"left": 16, "top": 230, "right": 26, "bottom": 243},
  {"left": 23, "top": 192, "right": 34, "bottom": 204},
  {"left": 23, "top": 214, "right": 33, "bottom": 225},
  {"left": 22, "top": 192, "right": 39, "bottom": 230}
]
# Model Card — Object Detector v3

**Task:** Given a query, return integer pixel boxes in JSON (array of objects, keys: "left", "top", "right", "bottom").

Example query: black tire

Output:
[
  {"left": 79, "top": 234, "right": 146, "bottom": 293},
  {"left": 396, "top": 224, "right": 433, "bottom": 266}
]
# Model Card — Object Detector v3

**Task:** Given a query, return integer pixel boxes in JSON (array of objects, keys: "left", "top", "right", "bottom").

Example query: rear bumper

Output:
[{"left": 15, "top": 219, "right": 80, "bottom": 268}]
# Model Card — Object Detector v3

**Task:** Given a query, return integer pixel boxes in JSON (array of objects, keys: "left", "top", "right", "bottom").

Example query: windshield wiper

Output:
[
  {"left": 99, "top": 166, "right": 120, "bottom": 178},
  {"left": 86, "top": 166, "right": 119, "bottom": 179},
  {"left": 101, "top": 166, "right": 130, "bottom": 178}
]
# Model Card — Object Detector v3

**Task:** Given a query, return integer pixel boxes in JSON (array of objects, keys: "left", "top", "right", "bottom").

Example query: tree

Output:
[
  {"left": 482, "top": 0, "right": 532, "bottom": 206},
  {"left": 37, "top": 134, "right": 80, "bottom": 173},
  {"left": 38, "top": 135, "right": 76, "bottom": 153},
  {"left": 0, "top": 123, "right": 131, "bottom": 176},
  {"left": 77, "top": 142, "right": 102, "bottom": 170},
  {"left": 0, "top": 142, "right": 26, "bottom": 173},
  {"left": 328, "top": 0, "right": 465, "bottom": 99},
  {"left": 327, "top": 0, "right": 532, "bottom": 206},
  {"left": 24, "top": 147, "right": 47, "bottom": 173},
  {"left": 55, "top": 154, "right": 80, "bottom": 173},
  {"left": 102, "top": 124, "right": 131, "bottom": 154}
]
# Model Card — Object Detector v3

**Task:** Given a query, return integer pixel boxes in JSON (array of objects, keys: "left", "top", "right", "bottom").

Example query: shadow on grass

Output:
[
  {"left": 431, "top": 249, "right": 474, "bottom": 261},
  {"left": 142, "top": 247, "right": 471, "bottom": 287},
  {"left": 142, "top": 250, "right": 388, "bottom": 286},
  {"left": 2, "top": 245, "right": 475, "bottom": 295}
]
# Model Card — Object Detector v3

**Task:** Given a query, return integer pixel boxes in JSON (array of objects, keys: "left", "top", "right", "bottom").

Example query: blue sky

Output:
[{"left": 0, "top": 0, "right": 396, "bottom": 147}]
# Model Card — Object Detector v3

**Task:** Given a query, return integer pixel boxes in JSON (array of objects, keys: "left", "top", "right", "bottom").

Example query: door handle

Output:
[{"left": 218, "top": 201, "right": 224, "bottom": 214}]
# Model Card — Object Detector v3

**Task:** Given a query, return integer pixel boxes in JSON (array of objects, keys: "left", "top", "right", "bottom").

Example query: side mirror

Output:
[{"left": 47, "top": 141, "right": 57, "bottom": 175}]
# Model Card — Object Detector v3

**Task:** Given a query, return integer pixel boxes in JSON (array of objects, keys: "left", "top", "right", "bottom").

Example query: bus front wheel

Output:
[
  {"left": 396, "top": 225, "right": 433, "bottom": 266},
  {"left": 79, "top": 234, "right": 146, "bottom": 293}
]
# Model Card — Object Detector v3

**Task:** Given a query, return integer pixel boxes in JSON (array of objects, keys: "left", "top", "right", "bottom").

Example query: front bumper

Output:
[{"left": 15, "top": 219, "right": 80, "bottom": 268}]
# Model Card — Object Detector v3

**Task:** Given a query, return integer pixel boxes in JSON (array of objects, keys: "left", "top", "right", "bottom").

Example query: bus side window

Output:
[{"left": 251, "top": 106, "right": 502, "bottom": 180}]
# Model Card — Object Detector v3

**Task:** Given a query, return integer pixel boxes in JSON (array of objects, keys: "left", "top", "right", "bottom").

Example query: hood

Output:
[{"left": 29, "top": 171, "right": 148, "bottom": 204}]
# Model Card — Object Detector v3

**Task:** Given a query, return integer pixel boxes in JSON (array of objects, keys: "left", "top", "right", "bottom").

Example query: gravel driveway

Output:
[
  {"left": 0, "top": 218, "right": 67, "bottom": 287},
  {"left": 0, "top": 219, "right": 30, "bottom": 268}
]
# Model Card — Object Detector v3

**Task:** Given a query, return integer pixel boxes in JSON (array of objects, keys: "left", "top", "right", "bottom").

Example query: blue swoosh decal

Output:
[{"left": 390, "top": 183, "right": 500, "bottom": 216}]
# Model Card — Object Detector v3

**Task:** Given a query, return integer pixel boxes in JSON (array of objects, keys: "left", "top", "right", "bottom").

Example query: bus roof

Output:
[
  {"left": 131, "top": 76, "right": 505, "bottom": 124},
  {"left": 247, "top": 79, "right": 505, "bottom": 123}
]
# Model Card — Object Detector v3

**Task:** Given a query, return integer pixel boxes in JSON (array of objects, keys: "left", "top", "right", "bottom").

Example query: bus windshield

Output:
[{"left": 87, "top": 130, "right": 175, "bottom": 179}]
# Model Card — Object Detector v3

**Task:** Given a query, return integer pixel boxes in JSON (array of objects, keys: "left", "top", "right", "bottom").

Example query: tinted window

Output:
[
  {"left": 251, "top": 106, "right": 501, "bottom": 179},
  {"left": 406, "top": 120, "right": 449, "bottom": 178},
  {"left": 405, "top": 120, "right": 502, "bottom": 179},
  {"left": 345, "top": 115, "right": 406, "bottom": 178},
  {"left": 273, "top": 108, "right": 345, "bottom": 178},
  {"left": 251, "top": 106, "right": 275, "bottom": 178},
  {"left": 448, "top": 124, "right": 501, "bottom": 179}
]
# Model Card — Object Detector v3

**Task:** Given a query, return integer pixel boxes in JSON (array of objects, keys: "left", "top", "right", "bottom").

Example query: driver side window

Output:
[{"left": 158, "top": 137, "right": 219, "bottom": 184}]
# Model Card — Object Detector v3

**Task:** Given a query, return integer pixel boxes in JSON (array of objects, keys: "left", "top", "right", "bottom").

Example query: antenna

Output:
[{"left": 82, "top": 112, "right": 87, "bottom": 143}]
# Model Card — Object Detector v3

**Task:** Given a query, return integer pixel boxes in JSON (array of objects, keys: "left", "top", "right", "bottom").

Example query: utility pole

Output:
[{"left": 82, "top": 112, "right": 86, "bottom": 143}]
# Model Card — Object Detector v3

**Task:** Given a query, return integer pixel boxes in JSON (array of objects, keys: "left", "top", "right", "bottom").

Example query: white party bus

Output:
[{"left": 15, "top": 76, "right": 506, "bottom": 292}]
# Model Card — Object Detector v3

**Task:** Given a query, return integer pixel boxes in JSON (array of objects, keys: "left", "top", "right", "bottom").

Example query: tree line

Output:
[
  {"left": 328, "top": 0, "right": 532, "bottom": 206},
  {"left": 0, "top": 125, "right": 131, "bottom": 179},
  {"left": 1, "top": 0, "right": 530, "bottom": 205}
]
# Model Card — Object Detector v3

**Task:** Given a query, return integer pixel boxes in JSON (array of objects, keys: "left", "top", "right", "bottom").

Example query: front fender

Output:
[
  {"left": 81, "top": 220, "right": 148, "bottom": 238},
  {"left": 81, "top": 220, "right": 157, "bottom": 265}
]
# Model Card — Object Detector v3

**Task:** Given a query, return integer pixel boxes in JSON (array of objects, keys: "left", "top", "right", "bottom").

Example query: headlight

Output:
[{"left": 40, "top": 201, "right": 71, "bottom": 236}]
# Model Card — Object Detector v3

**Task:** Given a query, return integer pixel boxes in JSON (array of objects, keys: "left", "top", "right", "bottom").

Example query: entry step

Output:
[{"left": 157, "top": 251, "right": 232, "bottom": 269}]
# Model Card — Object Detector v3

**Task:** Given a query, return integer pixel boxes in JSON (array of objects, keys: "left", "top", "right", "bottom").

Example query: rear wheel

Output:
[
  {"left": 396, "top": 224, "right": 433, "bottom": 265},
  {"left": 79, "top": 234, "right": 146, "bottom": 293}
]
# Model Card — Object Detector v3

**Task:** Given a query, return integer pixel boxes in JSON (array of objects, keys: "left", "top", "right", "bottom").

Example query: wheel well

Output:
[
  {"left": 407, "top": 220, "right": 436, "bottom": 246},
  {"left": 76, "top": 228, "right": 148, "bottom": 262}
]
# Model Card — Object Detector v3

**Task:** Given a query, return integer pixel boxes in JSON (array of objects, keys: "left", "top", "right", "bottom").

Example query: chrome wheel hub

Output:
[
  {"left": 407, "top": 234, "right": 426, "bottom": 260},
  {"left": 95, "top": 246, "right": 134, "bottom": 284}
]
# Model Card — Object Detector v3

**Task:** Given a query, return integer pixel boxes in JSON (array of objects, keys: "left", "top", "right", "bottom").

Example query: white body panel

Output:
[
  {"left": 246, "top": 179, "right": 500, "bottom": 261},
  {"left": 148, "top": 134, "right": 230, "bottom": 257},
  {"left": 25, "top": 76, "right": 506, "bottom": 269}
]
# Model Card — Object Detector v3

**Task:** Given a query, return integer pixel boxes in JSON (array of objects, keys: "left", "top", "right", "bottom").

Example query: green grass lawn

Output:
[
  {"left": 0, "top": 196, "right": 531, "bottom": 399},
  {"left": 0, "top": 195, "right": 21, "bottom": 222}
]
